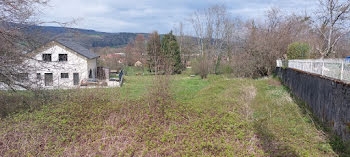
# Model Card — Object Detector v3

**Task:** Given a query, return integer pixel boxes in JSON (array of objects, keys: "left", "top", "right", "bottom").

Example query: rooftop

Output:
[{"left": 55, "top": 40, "right": 99, "bottom": 59}]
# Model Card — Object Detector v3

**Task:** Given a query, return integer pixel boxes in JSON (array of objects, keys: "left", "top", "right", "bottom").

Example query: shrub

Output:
[
  {"left": 287, "top": 42, "right": 310, "bottom": 60},
  {"left": 0, "top": 91, "right": 54, "bottom": 118},
  {"left": 192, "top": 56, "right": 209, "bottom": 79},
  {"left": 230, "top": 53, "right": 257, "bottom": 78},
  {"left": 216, "top": 64, "right": 234, "bottom": 75}
]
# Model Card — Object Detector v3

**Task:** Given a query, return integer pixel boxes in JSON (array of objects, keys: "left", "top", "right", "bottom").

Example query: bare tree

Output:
[
  {"left": 189, "top": 5, "right": 235, "bottom": 74},
  {"left": 232, "top": 8, "right": 314, "bottom": 77},
  {"left": 134, "top": 34, "right": 146, "bottom": 58},
  {"left": 190, "top": 11, "right": 205, "bottom": 56},
  {"left": 185, "top": 5, "right": 316, "bottom": 77},
  {"left": 147, "top": 31, "right": 162, "bottom": 74},
  {"left": 125, "top": 42, "right": 136, "bottom": 66},
  {"left": 174, "top": 22, "right": 184, "bottom": 55},
  {"left": 314, "top": 0, "right": 350, "bottom": 58},
  {"left": 174, "top": 22, "right": 200, "bottom": 67},
  {"left": 0, "top": 0, "right": 50, "bottom": 90}
]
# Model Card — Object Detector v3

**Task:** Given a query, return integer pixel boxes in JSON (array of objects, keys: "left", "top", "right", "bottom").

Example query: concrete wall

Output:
[{"left": 276, "top": 67, "right": 350, "bottom": 141}]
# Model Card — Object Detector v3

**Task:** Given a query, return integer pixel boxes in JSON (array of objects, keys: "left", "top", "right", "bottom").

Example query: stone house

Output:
[{"left": 25, "top": 40, "right": 100, "bottom": 89}]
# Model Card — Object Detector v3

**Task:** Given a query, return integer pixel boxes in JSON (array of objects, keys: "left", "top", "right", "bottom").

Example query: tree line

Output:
[
  {"left": 171, "top": 0, "right": 350, "bottom": 78},
  {"left": 2, "top": 0, "right": 350, "bottom": 89},
  {"left": 97, "top": 31, "right": 184, "bottom": 75},
  {"left": 93, "top": 0, "right": 350, "bottom": 78}
]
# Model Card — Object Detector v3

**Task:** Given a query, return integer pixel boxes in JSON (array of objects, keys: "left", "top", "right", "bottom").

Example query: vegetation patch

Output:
[{"left": 0, "top": 75, "right": 341, "bottom": 156}]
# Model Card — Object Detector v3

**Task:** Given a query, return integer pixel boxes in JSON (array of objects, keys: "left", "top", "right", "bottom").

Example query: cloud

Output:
[{"left": 40, "top": 0, "right": 319, "bottom": 33}]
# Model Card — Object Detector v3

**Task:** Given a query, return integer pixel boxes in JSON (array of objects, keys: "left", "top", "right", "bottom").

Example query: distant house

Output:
[
  {"left": 25, "top": 40, "right": 100, "bottom": 89},
  {"left": 100, "top": 53, "right": 126, "bottom": 64},
  {"left": 134, "top": 61, "right": 143, "bottom": 67}
]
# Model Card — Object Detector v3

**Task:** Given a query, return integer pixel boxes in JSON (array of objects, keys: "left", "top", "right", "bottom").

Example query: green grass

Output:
[
  {"left": 124, "top": 66, "right": 151, "bottom": 76},
  {"left": 0, "top": 74, "right": 343, "bottom": 156},
  {"left": 120, "top": 75, "right": 154, "bottom": 99},
  {"left": 252, "top": 79, "right": 337, "bottom": 156}
]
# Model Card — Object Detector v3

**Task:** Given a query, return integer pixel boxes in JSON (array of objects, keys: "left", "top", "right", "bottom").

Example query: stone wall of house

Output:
[
  {"left": 27, "top": 44, "right": 89, "bottom": 89},
  {"left": 276, "top": 67, "right": 350, "bottom": 141}
]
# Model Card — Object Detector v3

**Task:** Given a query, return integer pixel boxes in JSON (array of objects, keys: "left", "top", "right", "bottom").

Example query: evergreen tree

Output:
[
  {"left": 287, "top": 42, "right": 310, "bottom": 60},
  {"left": 161, "top": 31, "right": 183, "bottom": 74}
]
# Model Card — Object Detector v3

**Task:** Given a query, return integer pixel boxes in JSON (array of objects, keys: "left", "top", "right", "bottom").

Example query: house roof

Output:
[{"left": 55, "top": 40, "right": 99, "bottom": 59}]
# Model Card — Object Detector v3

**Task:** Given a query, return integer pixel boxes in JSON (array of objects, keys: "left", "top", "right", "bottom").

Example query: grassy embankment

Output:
[{"left": 0, "top": 70, "right": 345, "bottom": 156}]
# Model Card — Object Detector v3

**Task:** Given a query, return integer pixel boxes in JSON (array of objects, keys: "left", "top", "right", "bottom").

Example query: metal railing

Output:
[{"left": 277, "top": 59, "right": 350, "bottom": 82}]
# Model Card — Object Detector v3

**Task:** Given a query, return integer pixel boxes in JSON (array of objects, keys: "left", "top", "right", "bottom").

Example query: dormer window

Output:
[
  {"left": 59, "top": 54, "right": 68, "bottom": 62},
  {"left": 43, "top": 54, "right": 52, "bottom": 62}
]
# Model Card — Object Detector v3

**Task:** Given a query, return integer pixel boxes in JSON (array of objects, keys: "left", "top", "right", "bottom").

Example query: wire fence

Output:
[{"left": 276, "top": 59, "right": 350, "bottom": 82}]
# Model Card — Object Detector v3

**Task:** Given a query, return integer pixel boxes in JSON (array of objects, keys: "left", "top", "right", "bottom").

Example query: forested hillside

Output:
[{"left": 26, "top": 25, "right": 149, "bottom": 48}]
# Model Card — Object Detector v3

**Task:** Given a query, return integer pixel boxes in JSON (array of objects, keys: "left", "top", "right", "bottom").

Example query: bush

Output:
[
  {"left": 230, "top": 53, "right": 257, "bottom": 78},
  {"left": 287, "top": 42, "right": 310, "bottom": 60},
  {"left": 0, "top": 91, "right": 53, "bottom": 118},
  {"left": 216, "top": 64, "right": 234, "bottom": 75},
  {"left": 191, "top": 56, "right": 209, "bottom": 79}
]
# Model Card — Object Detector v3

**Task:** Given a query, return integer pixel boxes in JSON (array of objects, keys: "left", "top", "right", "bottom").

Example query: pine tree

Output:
[{"left": 161, "top": 31, "right": 183, "bottom": 74}]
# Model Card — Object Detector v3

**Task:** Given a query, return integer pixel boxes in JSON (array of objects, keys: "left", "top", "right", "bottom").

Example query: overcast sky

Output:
[{"left": 40, "top": 0, "right": 319, "bottom": 34}]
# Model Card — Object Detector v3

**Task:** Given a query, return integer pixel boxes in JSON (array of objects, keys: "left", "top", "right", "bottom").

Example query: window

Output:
[
  {"left": 61, "top": 73, "right": 69, "bottom": 78},
  {"left": 42, "top": 54, "right": 52, "bottom": 62},
  {"left": 37, "top": 73, "right": 41, "bottom": 80},
  {"left": 17, "top": 73, "right": 28, "bottom": 80},
  {"left": 59, "top": 54, "right": 68, "bottom": 62}
]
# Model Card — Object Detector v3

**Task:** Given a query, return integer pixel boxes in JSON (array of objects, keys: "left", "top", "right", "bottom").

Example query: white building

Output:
[{"left": 25, "top": 40, "right": 100, "bottom": 89}]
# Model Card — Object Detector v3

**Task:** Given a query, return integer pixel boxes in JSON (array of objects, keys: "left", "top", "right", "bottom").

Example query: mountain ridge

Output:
[{"left": 28, "top": 25, "right": 150, "bottom": 48}]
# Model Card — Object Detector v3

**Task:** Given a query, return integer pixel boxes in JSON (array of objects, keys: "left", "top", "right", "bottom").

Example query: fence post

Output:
[
  {"left": 321, "top": 60, "right": 325, "bottom": 76},
  {"left": 301, "top": 62, "right": 303, "bottom": 71},
  {"left": 341, "top": 62, "right": 344, "bottom": 80},
  {"left": 301, "top": 61, "right": 303, "bottom": 71}
]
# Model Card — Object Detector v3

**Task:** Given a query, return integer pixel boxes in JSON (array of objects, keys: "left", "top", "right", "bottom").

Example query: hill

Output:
[{"left": 26, "top": 25, "right": 150, "bottom": 48}]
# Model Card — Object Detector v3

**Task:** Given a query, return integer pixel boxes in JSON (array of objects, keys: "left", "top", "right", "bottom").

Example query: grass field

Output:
[{"left": 0, "top": 73, "right": 347, "bottom": 156}]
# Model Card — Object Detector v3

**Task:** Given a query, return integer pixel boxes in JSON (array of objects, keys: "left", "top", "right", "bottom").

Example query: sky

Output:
[{"left": 40, "top": 0, "right": 319, "bottom": 34}]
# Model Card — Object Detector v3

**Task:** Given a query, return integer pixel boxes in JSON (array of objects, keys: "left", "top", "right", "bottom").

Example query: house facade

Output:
[{"left": 25, "top": 40, "right": 100, "bottom": 89}]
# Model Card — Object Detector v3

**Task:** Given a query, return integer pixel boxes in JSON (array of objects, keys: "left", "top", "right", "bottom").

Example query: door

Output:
[
  {"left": 45, "top": 73, "right": 53, "bottom": 86},
  {"left": 73, "top": 73, "right": 79, "bottom": 85}
]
